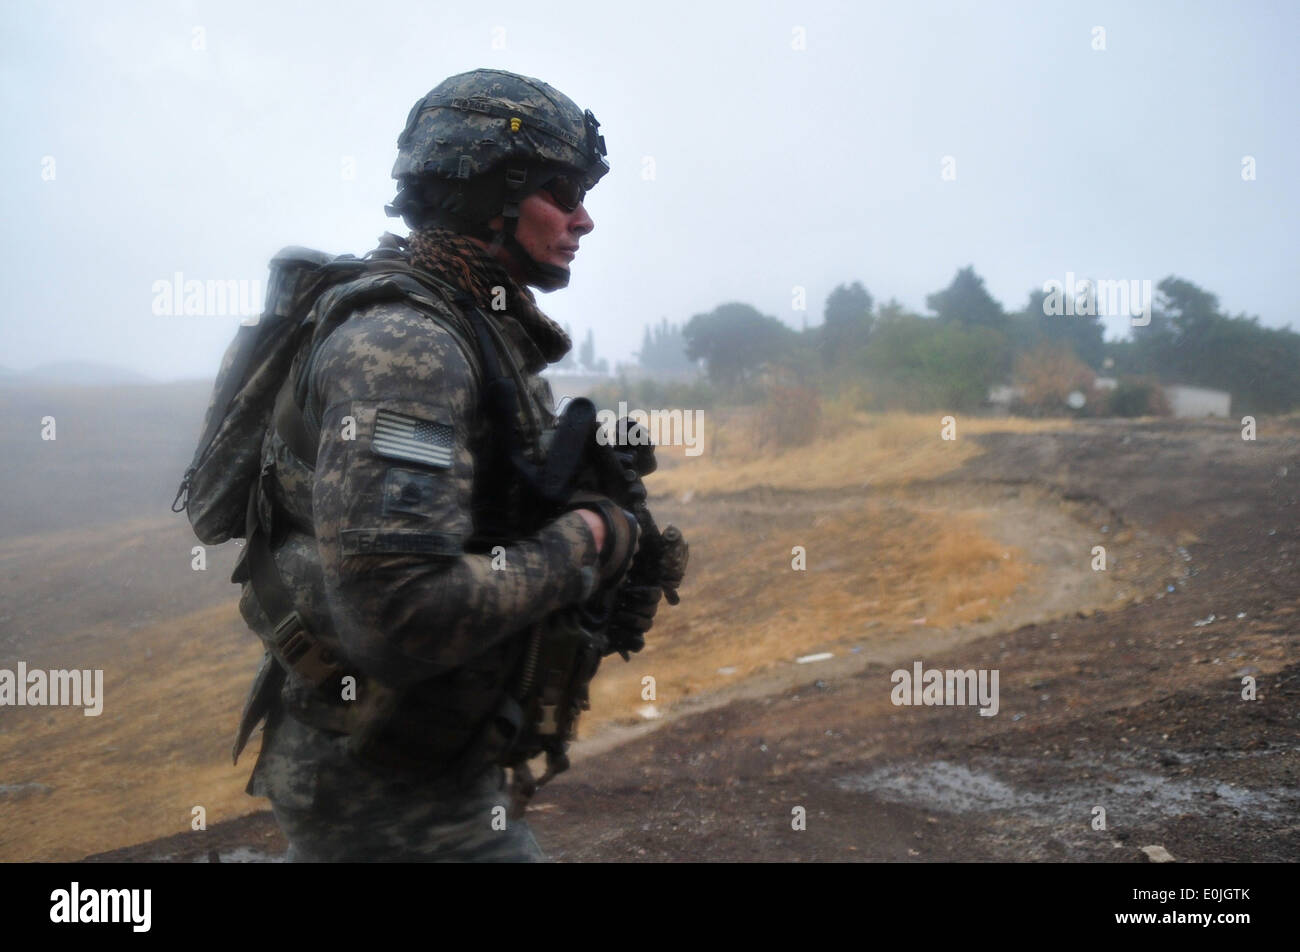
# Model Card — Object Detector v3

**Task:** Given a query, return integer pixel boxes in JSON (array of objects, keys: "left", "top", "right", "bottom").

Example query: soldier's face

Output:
[{"left": 491, "top": 190, "right": 594, "bottom": 287}]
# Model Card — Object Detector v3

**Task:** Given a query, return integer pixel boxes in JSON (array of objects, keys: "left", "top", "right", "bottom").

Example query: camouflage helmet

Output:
[
  {"left": 391, "top": 69, "right": 608, "bottom": 191},
  {"left": 386, "top": 70, "right": 608, "bottom": 289}
]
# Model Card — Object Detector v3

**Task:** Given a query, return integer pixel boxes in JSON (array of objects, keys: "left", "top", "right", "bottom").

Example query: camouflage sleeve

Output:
[{"left": 308, "top": 299, "right": 600, "bottom": 687}]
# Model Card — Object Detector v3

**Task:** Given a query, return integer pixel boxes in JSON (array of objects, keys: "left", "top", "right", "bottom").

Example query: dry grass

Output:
[
  {"left": 585, "top": 495, "right": 1031, "bottom": 732},
  {"left": 649, "top": 409, "right": 1071, "bottom": 496},
  {"left": 0, "top": 600, "right": 263, "bottom": 862}
]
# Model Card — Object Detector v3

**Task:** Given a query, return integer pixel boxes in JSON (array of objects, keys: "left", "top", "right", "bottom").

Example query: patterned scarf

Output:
[{"left": 405, "top": 226, "right": 573, "bottom": 370}]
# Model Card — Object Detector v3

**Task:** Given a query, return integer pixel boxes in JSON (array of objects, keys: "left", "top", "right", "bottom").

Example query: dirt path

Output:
[
  {"left": 85, "top": 419, "right": 1300, "bottom": 862},
  {"left": 528, "top": 421, "right": 1300, "bottom": 862}
]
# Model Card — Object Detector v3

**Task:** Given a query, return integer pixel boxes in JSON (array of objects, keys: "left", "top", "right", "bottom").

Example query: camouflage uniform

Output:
[
  {"left": 233, "top": 70, "right": 625, "bottom": 862},
  {"left": 240, "top": 253, "right": 603, "bottom": 861},
  {"left": 255, "top": 708, "right": 546, "bottom": 863}
]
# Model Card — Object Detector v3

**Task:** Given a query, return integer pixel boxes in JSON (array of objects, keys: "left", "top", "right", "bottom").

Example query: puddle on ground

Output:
[
  {"left": 837, "top": 761, "right": 1045, "bottom": 813},
  {"left": 834, "top": 758, "right": 1300, "bottom": 824}
]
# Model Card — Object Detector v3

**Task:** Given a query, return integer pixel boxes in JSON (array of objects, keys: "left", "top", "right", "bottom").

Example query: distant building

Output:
[
  {"left": 987, "top": 384, "right": 1023, "bottom": 408},
  {"left": 1163, "top": 384, "right": 1231, "bottom": 418}
]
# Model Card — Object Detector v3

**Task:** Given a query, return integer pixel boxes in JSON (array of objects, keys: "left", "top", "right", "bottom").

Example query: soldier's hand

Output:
[
  {"left": 610, "top": 417, "right": 657, "bottom": 479},
  {"left": 604, "top": 583, "right": 662, "bottom": 657},
  {"left": 566, "top": 490, "right": 638, "bottom": 585},
  {"left": 605, "top": 417, "right": 654, "bottom": 507},
  {"left": 574, "top": 508, "right": 607, "bottom": 551}
]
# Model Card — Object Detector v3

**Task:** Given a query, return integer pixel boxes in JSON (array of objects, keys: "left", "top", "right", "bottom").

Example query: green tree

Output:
[
  {"left": 860, "top": 314, "right": 1011, "bottom": 410},
  {"left": 926, "top": 266, "right": 1007, "bottom": 331},
  {"left": 1161, "top": 277, "right": 1221, "bottom": 339},
  {"left": 820, "top": 281, "right": 874, "bottom": 369},
  {"left": 684, "top": 302, "right": 799, "bottom": 388},
  {"left": 1010, "top": 287, "right": 1106, "bottom": 369},
  {"left": 1116, "top": 276, "right": 1300, "bottom": 413},
  {"left": 635, "top": 318, "right": 695, "bottom": 373},
  {"left": 875, "top": 297, "right": 913, "bottom": 324}
]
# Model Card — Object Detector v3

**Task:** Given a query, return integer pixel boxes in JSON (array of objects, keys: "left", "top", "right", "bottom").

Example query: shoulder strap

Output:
[
  {"left": 239, "top": 485, "right": 342, "bottom": 698},
  {"left": 275, "top": 265, "right": 489, "bottom": 470}
]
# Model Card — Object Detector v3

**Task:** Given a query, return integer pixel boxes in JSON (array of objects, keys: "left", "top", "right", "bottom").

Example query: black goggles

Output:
[{"left": 538, "top": 172, "right": 587, "bottom": 212}]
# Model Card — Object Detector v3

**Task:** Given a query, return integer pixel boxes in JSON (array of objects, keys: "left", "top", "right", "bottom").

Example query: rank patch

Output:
[
  {"left": 383, "top": 467, "right": 439, "bottom": 517},
  {"left": 372, "top": 410, "right": 454, "bottom": 468}
]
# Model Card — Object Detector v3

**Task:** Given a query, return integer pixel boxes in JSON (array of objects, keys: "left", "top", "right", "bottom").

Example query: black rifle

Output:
[
  {"left": 503, "top": 397, "right": 689, "bottom": 812},
  {"left": 539, "top": 398, "right": 687, "bottom": 646}
]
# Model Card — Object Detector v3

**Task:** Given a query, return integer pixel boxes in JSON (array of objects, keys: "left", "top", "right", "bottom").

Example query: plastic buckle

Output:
[
  {"left": 538, "top": 703, "right": 559, "bottom": 735},
  {"left": 271, "top": 612, "right": 337, "bottom": 687},
  {"left": 273, "top": 611, "right": 308, "bottom": 661}
]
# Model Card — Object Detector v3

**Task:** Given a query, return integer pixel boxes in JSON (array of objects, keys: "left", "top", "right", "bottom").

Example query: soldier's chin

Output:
[{"left": 530, "top": 264, "right": 571, "bottom": 292}]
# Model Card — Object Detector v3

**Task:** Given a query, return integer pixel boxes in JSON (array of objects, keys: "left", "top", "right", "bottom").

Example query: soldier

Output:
[{"left": 231, "top": 69, "right": 676, "bottom": 861}]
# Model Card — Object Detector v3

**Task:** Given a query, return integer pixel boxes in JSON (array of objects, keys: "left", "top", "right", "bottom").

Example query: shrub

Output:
[
  {"left": 1012, "top": 345, "right": 1097, "bottom": 416},
  {"left": 1104, "top": 377, "right": 1171, "bottom": 417},
  {"left": 859, "top": 317, "right": 1012, "bottom": 412},
  {"left": 759, "top": 382, "right": 821, "bottom": 449}
]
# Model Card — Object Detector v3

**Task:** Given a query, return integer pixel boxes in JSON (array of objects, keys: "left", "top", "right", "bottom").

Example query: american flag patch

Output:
[{"left": 372, "top": 410, "right": 454, "bottom": 469}]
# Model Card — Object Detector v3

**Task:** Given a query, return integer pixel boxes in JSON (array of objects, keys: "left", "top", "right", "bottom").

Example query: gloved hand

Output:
[
  {"left": 608, "top": 416, "right": 656, "bottom": 495},
  {"left": 604, "top": 583, "right": 663, "bottom": 657},
  {"left": 565, "top": 490, "right": 639, "bottom": 586}
]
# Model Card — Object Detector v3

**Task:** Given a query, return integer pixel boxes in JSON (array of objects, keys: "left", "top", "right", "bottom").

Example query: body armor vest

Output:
[{"left": 239, "top": 259, "right": 565, "bottom": 781}]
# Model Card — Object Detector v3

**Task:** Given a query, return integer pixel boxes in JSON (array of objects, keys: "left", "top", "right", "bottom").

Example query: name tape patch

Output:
[{"left": 340, "top": 529, "right": 462, "bottom": 558}]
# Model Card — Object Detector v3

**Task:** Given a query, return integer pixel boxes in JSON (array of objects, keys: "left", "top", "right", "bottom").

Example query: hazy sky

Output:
[{"left": 3, "top": 0, "right": 1296, "bottom": 381}]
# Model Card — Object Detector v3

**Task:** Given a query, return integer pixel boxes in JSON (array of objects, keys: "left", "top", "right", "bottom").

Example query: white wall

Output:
[{"left": 1164, "top": 385, "right": 1231, "bottom": 418}]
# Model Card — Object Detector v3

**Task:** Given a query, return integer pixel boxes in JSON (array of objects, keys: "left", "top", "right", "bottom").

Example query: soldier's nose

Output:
[{"left": 572, "top": 204, "right": 594, "bottom": 235}]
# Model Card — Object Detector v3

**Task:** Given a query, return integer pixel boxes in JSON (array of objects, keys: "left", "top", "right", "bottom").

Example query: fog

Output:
[{"left": 2, "top": 0, "right": 1295, "bottom": 381}]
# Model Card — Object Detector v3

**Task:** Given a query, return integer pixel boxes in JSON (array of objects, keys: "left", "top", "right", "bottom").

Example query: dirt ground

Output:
[{"left": 85, "top": 416, "right": 1300, "bottom": 862}]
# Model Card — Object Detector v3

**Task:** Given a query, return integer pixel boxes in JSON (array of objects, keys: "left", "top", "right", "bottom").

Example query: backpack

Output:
[{"left": 172, "top": 241, "right": 488, "bottom": 544}]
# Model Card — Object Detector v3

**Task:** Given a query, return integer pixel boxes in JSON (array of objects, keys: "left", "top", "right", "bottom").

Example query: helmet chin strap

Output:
[
  {"left": 480, "top": 167, "right": 571, "bottom": 292},
  {"left": 502, "top": 230, "right": 570, "bottom": 291}
]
